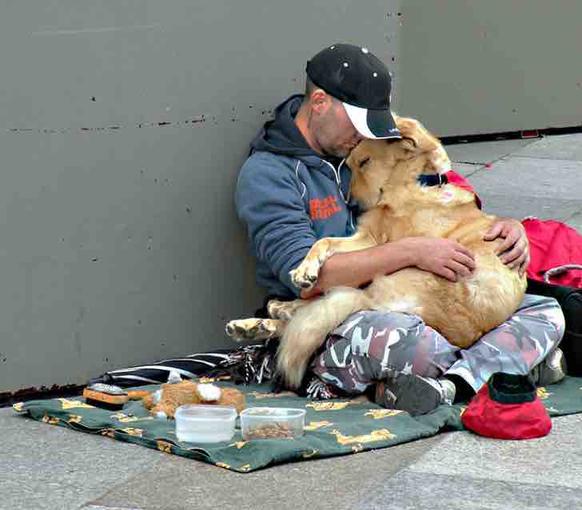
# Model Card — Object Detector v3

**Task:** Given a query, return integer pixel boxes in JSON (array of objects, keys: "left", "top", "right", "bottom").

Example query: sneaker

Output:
[
  {"left": 375, "top": 373, "right": 456, "bottom": 416},
  {"left": 531, "top": 348, "right": 567, "bottom": 387}
]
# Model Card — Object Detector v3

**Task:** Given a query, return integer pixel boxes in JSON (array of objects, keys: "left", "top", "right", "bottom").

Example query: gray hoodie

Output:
[{"left": 235, "top": 95, "right": 358, "bottom": 299}]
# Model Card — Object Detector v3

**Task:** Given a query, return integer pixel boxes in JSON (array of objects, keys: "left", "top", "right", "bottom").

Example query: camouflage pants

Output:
[{"left": 311, "top": 295, "right": 565, "bottom": 394}]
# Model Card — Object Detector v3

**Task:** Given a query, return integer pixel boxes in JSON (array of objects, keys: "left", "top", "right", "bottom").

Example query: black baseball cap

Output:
[{"left": 306, "top": 43, "right": 401, "bottom": 140}]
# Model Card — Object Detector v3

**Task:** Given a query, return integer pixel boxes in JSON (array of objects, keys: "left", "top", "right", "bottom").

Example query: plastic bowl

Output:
[
  {"left": 175, "top": 404, "right": 237, "bottom": 443},
  {"left": 240, "top": 407, "right": 306, "bottom": 440}
]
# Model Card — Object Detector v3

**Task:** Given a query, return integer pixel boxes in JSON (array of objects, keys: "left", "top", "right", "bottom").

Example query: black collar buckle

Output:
[{"left": 417, "top": 173, "right": 448, "bottom": 187}]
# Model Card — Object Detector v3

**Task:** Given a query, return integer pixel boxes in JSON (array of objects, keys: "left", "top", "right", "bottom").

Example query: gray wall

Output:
[
  {"left": 396, "top": 0, "right": 582, "bottom": 136},
  {"left": 0, "top": 0, "right": 401, "bottom": 392}
]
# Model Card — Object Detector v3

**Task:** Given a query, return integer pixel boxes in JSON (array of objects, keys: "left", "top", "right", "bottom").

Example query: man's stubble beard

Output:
[{"left": 310, "top": 122, "right": 349, "bottom": 159}]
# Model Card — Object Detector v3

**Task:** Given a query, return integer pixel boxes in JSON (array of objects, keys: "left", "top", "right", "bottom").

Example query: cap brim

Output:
[{"left": 343, "top": 102, "right": 401, "bottom": 140}]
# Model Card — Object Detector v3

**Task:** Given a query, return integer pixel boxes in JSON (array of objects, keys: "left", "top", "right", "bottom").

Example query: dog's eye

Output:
[{"left": 358, "top": 157, "right": 370, "bottom": 168}]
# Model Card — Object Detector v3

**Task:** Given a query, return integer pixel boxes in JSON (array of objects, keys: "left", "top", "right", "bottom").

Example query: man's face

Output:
[{"left": 309, "top": 93, "right": 365, "bottom": 158}]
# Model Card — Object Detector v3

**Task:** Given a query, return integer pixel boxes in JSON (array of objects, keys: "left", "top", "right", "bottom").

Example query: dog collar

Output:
[{"left": 417, "top": 174, "right": 448, "bottom": 187}]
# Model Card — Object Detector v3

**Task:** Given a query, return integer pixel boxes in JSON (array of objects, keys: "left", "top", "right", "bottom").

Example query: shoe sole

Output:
[{"left": 377, "top": 374, "right": 443, "bottom": 416}]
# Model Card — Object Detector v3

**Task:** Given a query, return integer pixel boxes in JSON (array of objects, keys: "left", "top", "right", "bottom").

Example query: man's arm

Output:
[
  {"left": 302, "top": 217, "right": 529, "bottom": 299},
  {"left": 236, "top": 153, "right": 317, "bottom": 297},
  {"left": 301, "top": 236, "right": 476, "bottom": 298}
]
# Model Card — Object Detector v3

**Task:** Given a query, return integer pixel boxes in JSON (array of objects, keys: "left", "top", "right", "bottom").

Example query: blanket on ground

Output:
[{"left": 13, "top": 376, "right": 582, "bottom": 473}]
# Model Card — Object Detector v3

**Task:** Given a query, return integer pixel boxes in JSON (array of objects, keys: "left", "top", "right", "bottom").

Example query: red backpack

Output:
[{"left": 521, "top": 217, "right": 582, "bottom": 288}]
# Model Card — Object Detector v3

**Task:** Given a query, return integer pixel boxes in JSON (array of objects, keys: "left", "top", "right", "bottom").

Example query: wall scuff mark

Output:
[{"left": 7, "top": 115, "right": 209, "bottom": 135}]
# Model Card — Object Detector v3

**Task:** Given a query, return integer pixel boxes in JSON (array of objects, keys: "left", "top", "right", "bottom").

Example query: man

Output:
[{"left": 235, "top": 43, "right": 565, "bottom": 414}]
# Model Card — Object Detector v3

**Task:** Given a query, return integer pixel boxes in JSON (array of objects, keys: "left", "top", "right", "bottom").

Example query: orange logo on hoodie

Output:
[{"left": 309, "top": 195, "right": 341, "bottom": 220}]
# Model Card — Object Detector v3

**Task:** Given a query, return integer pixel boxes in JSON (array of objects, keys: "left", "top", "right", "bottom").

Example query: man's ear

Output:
[{"left": 310, "top": 89, "right": 332, "bottom": 113}]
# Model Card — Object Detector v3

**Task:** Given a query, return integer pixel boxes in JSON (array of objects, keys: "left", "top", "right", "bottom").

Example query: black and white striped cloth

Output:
[
  {"left": 89, "top": 342, "right": 278, "bottom": 388},
  {"left": 89, "top": 339, "right": 341, "bottom": 400}
]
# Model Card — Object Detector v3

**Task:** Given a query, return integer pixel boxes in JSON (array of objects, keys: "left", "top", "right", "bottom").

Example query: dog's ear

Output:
[
  {"left": 396, "top": 117, "right": 439, "bottom": 155},
  {"left": 400, "top": 136, "right": 418, "bottom": 153},
  {"left": 395, "top": 117, "right": 422, "bottom": 153}
]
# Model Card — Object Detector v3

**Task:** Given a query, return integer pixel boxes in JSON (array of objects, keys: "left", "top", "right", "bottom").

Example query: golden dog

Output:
[{"left": 226, "top": 117, "right": 526, "bottom": 388}]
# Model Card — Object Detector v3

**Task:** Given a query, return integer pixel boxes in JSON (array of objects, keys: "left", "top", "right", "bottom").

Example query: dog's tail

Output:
[{"left": 277, "top": 287, "right": 369, "bottom": 389}]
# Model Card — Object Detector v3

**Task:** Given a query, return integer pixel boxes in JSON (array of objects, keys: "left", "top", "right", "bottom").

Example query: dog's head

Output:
[{"left": 346, "top": 116, "right": 451, "bottom": 209}]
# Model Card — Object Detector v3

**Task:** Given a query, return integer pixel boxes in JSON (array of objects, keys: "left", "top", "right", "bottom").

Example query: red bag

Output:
[
  {"left": 461, "top": 373, "right": 551, "bottom": 440},
  {"left": 522, "top": 217, "right": 582, "bottom": 289}
]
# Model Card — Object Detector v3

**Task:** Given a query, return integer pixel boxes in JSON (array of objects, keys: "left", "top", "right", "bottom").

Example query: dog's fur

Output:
[{"left": 226, "top": 117, "right": 526, "bottom": 388}]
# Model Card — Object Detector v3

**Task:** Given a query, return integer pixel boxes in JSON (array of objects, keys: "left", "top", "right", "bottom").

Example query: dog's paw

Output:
[
  {"left": 267, "top": 300, "right": 301, "bottom": 321},
  {"left": 290, "top": 259, "right": 321, "bottom": 290},
  {"left": 225, "top": 319, "right": 279, "bottom": 342}
]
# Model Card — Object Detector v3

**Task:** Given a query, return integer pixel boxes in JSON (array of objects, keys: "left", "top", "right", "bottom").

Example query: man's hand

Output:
[
  {"left": 406, "top": 237, "right": 476, "bottom": 282},
  {"left": 484, "top": 218, "right": 529, "bottom": 275}
]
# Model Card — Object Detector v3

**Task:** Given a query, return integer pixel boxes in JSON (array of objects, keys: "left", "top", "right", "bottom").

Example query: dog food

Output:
[
  {"left": 240, "top": 407, "right": 306, "bottom": 440},
  {"left": 244, "top": 422, "right": 295, "bottom": 439}
]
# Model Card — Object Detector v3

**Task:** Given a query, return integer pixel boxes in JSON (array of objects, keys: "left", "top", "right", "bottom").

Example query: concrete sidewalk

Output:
[{"left": 2, "top": 133, "right": 581, "bottom": 510}]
